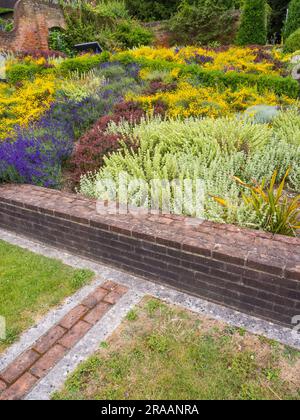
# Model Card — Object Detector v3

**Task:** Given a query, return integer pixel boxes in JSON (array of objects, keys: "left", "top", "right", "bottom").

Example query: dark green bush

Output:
[
  {"left": 284, "top": 28, "right": 300, "bottom": 52},
  {"left": 125, "top": 0, "right": 181, "bottom": 21},
  {"left": 58, "top": 52, "right": 110, "bottom": 76},
  {"left": 113, "top": 21, "right": 153, "bottom": 48},
  {"left": 48, "top": 28, "right": 73, "bottom": 56},
  {"left": 284, "top": 0, "right": 300, "bottom": 39},
  {"left": 169, "top": 0, "right": 240, "bottom": 45},
  {"left": 7, "top": 64, "right": 46, "bottom": 85},
  {"left": 236, "top": 0, "right": 268, "bottom": 45}
]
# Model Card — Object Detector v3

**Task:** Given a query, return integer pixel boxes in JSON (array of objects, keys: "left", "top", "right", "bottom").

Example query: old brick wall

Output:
[
  {"left": 0, "top": 0, "right": 66, "bottom": 52},
  {"left": 0, "top": 184, "right": 299, "bottom": 328}
]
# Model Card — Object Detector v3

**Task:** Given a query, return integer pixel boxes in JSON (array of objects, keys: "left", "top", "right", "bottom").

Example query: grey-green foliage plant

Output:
[{"left": 80, "top": 113, "right": 300, "bottom": 230}]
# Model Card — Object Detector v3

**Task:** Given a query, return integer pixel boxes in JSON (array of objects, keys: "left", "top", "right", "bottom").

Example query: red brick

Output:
[
  {"left": 0, "top": 1, "right": 66, "bottom": 53},
  {"left": 30, "top": 345, "right": 66, "bottom": 379},
  {"left": 81, "top": 287, "right": 109, "bottom": 309},
  {"left": 0, "top": 349, "right": 39, "bottom": 384},
  {"left": 59, "top": 305, "right": 89, "bottom": 330},
  {"left": 58, "top": 321, "right": 91, "bottom": 349},
  {"left": 101, "top": 281, "right": 118, "bottom": 291},
  {"left": 33, "top": 325, "right": 66, "bottom": 354},
  {"left": 0, "top": 380, "right": 7, "bottom": 393},
  {"left": 0, "top": 373, "right": 37, "bottom": 401},
  {"left": 103, "top": 287, "right": 127, "bottom": 305},
  {"left": 84, "top": 302, "right": 111, "bottom": 325}
]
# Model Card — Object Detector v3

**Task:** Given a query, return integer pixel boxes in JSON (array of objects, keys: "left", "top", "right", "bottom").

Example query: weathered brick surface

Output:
[
  {"left": 0, "top": 278, "right": 125, "bottom": 399},
  {"left": 0, "top": 349, "right": 39, "bottom": 384},
  {"left": 0, "top": 380, "right": 7, "bottom": 392},
  {"left": 58, "top": 321, "right": 92, "bottom": 349},
  {"left": 84, "top": 302, "right": 111, "bottom": 325},
  {"left": 30, "top": 345, "right": 66, "bottom": 379},
  {"left": 81, "top": 287, "right": 109, "bottom": 309},
  {"left": 33, "top": 325, "right": 66, "bottom": 354},
  {"left": 0, "top": 373, "right": 37, "bottom": 401},
  {"left": 59, "top": 305, "right": 89, "bottom": 330},
  {"left": 0, "top": 184, "right": 299, "bottom": 328},
  {"left": 0, "top": 0, "right": 66, "bottom": 53}
]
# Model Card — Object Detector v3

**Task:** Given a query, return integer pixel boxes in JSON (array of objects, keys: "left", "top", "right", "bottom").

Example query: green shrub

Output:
[
  {"left": 284, "top": 28, "right": 300, "bottom": 52},
  {"left": 169, "top": 0, "right": 239, "bottom": 45},
  {"left": 125, "top": 0, "right": 181, "bottom": 21},
  {"left": 48, "top": 28, "right": 73, "bottom": 56},
  {"left": 7, "top": 63, "right": 46, "bottom": 85},
  {"left": 236, "top": 0, "right": 268, "bottom": 45},
  {"left": 284, "top": 0, "right": 300, "bottom": 39},
  {"left": 92, "top": 0, "right": 129, "bottom": 19},
  {"left": 58, "top": 53, "right": 110, "bottom": 76},
  {"left": 113, "top": 21, "right": 154, "bottom": 48}
]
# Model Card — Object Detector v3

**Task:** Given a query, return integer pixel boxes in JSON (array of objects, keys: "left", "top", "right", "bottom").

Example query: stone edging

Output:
[
  {"left": 0, "top": 184, "right": 299, "bottom": 328},
  {"left": 0, "top": 281, "right": 128, "bottom": 400}
]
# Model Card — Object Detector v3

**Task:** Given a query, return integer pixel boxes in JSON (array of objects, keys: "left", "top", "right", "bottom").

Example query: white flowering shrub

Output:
[{"left": 80, "top": 112, "right": 300, "bottom": 228}]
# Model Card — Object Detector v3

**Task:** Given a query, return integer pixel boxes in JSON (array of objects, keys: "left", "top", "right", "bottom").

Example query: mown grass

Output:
[
  {"left": 53, "top": 298, "right": 300, "bottom": 401},
  {"left": 0, "top": 240, "right": 93, "bottom": 352}
]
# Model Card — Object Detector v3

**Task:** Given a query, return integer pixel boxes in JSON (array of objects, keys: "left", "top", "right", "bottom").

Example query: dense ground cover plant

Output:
[
  {"left": 80, "top": 112, "right": 300, "bottom": 234},
  {"left": 0, "top": 60, "right": 144, "bottom": 187},
  {"left": 114, "top": 47, "right": 298, "bottom": 99}
]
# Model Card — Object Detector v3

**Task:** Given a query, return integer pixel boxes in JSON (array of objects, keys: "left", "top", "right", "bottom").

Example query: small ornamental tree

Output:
[
  {"left": 284, "top": 0, "right": 300, "bottom": 39},
  {"left": 236, "top": 0, "right": 268, "bottom": 45}
]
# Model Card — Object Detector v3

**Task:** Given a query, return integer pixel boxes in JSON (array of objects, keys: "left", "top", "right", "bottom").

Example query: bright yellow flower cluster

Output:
[
  {"left": 127, "top": 81, "right": 297, "bottom": 118},
  {"left": 0, "top": 75, "right": 56, "bottom": 140},
  {"left": 129, "top": 46, "right": 289, "bottom": 76}
]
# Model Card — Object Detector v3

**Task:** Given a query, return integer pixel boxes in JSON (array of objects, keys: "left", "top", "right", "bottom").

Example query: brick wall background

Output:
[
  {"left": 0, "top": 184, "right": 299, "bottom": 328},
  {"left": 0, "top": 0, "right": 66, "bottom": 52}
]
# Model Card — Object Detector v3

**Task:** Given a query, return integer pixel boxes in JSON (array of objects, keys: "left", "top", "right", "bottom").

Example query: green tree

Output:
[
  {"left": 169, "top": 0, "right": 239, "bottom": 45},
  {"left": 284, "top": 0, "right": 300, "bottom": 39},
  {"left": 236, "top": 0, "right": 268, "bottom": 45}
]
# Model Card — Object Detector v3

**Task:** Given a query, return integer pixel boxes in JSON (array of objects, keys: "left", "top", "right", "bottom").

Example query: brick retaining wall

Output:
[
  {"left": 0, "top": 184, "right": 299, "bottom": 328},
  {"left": 0, "top": 0, "right": 66, "bottom": 52}
]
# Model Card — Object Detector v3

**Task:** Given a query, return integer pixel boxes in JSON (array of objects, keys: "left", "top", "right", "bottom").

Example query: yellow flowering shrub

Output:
[
  {"left": 127, "top": 46, "right": 290, "bottom": 76},
  {"left": 0, "top": 75, "right": 56, "bottom": 140},
  {"left": 127, "top": 82, "right": 297, "bottom": 118}
]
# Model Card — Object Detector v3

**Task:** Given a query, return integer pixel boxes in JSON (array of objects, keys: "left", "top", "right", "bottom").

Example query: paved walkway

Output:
[{"left": 0, "top": 228, "right": 299, "bottom": 400}]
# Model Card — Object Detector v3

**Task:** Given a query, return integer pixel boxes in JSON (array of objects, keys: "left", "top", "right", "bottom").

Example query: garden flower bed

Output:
[{"left": 0, "top": 46, "right": 299, "bottom": 236}]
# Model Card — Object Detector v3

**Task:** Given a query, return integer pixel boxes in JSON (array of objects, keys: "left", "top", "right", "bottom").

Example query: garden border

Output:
[{"left": 0, "top": 184, "right": 299, "bottom": 328}]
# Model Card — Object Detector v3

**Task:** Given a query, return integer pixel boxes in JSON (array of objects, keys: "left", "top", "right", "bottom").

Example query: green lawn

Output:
[
  {"left": 0, "top": 240, "right": 93, "bottom": 352},
  {"left": 53, "top": 298, "right": 300, "bottom": 401},
  {"left": 0, "top": 8, "right": 13, "bottom": 14}
]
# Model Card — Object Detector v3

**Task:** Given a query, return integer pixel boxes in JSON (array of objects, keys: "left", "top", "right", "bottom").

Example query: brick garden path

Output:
[{"left": 0, "top": 281, "right": 127, "bottom": 400}]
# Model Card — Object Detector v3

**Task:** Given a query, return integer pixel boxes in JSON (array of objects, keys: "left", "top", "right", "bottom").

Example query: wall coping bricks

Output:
[{"left": 0, "top": 184, "right": 299, "bottom": 329}]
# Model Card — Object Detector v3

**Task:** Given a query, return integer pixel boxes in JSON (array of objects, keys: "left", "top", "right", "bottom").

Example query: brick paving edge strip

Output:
[
  {"left": 0, "top": 281, "right": 129, "bottom": 400},
  {"left": 25, "top": 291, "right": 143, "bottom": 400}
]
